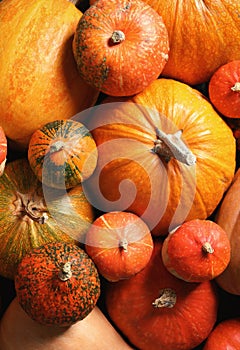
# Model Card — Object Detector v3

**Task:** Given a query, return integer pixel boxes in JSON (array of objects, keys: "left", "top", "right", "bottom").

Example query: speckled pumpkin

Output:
[
  {"left": 28, "top": 119, "right": 98, "bottom": 189},
  {"left": 0, "top": 158, "right": 94, "bottom": 280},
  {"left": 15, "top": 241, "right": 101, "bottom": 326}
]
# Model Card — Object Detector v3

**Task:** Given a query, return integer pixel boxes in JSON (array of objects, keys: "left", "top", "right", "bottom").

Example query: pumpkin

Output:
[
  {"left": 140, "top": 0, "right": 240, "bottom": 85},
  {"left": 208, "top": 60, "right": 240, "bottom": 119},
  {"left": 161, "top": 219, "right": 231, "bottom": 283},
  {"left": 0, "top": 0, "right": 99, "bottom": 150},
  {"left": 203, "top": 318, "right": 240, "bottom": 350},
  {"left": 0, "top": 158, "right": 94, "bottom": 280},
  {"left": 215, "top": 168, "right": 240, "bottom": 295},
  {"left": 14, "top": 241, "right": 100, "bottom": 326},
  {"left": 105, "top": 240, "right": 219, "bottom": 350},
  {"left": 72, "top": 0, "right": 169, "bottom": 96},
  {"left": 82, "top": 78, "right": 236, "bottom": 235},
  {"left": 28, "top": 119, "right": 98, "bottom": 189},
  {"left": 0, "top": 297, "right": 133, "bottom": 350},
  {"left": 0, "top": 126, "right": 7, "bottom": 176},
  {"left": 85, "top": 211, "right": 153, "bottom": 281}
]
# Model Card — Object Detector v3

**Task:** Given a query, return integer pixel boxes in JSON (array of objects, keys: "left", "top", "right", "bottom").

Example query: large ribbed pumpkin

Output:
[
  {"left": 143, "top": 0, "right": 240, "bottom": 85},
  {"left": 215, "top": 168, "right": 240, "bottom": 295},
  {"left": 0, "top": 158, "right": 94, "bottom": 280},
  {"left": 0, "top": 0, "right": 99, "bottom": 150},
  {"left": 83, "top": 78, "right": 236, "bottom": 235}
]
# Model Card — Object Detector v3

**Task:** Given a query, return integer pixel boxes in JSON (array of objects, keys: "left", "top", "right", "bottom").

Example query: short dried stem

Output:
[
  {"left": 152, "top": 288, "right": 177, "bottom": 308},
  {"left": 59, "top": 262, "right": 72, "bottom": 281},
  {"left": 202, "top": 242, "right": 214, "bottom": 254},
  {"left": 111, "top": 30, "right": 125, "bottom": 44},
  {"left": 231, "top": 82, "right": 240, "bottom": 92},
  {"left": 119, "top": 238, "right": 128, "bottom": 252}
]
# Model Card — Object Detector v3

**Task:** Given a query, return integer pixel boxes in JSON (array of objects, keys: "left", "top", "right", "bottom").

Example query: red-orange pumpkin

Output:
[
  {"left": 15, "top": 241, "right": 101, "bottom": 326},
  {"left": 83, "top": 78, "right": 236, "bottom": 235},
  {"left": 162, "top": 219, "right": 231, "bottom": 282},
  {"left": 215, "top": 168, "right": 240, "bottom": 295},
  {"left": 28, "top": 119, "right": 98, "bottom": 189},
  {"left": 203, "top": 318, "right": 240, "bottom": 350},
  {"left": 0, "top": 0, "right": 99, "bottom": 150},
  {"left": 72, "top": 0, "right": 169, "bottom": 96},
  {"left": 0, "top": 158, "right": 94, "bottom": 280},
  {"left": 105, "top": 240, "right": 219, "bottom": 350},
  {"left": 209, "top": 60, "right": 240, "bottom": 119},
  {"left": 143, "top": 0, "right": 240, "bottom": 85},
  {"left": 85, "top": 211, "right": 153, "bottom": 281}
]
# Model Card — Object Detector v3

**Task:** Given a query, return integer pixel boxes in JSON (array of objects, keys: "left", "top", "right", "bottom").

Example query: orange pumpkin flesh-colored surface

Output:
[
  {"left": 215, "top": 168, "right": 240, "bottom": 295},
  {"left": 0, "top": 298, "right": 133, "bottom": 350},
  {"left": 15, "top": 242, "right": 101, "bottom": 327},
  {"left": 0, "top": 0, "right": 99, "bottom": 150},
  {"left": 0, "top": 126, "right": 7, "bottom": 176},
  {"left": 28, "top": 119, "right": 98, "bottom": 189},
  {"left": 143, "top": 0, "right": 240, "bottom": 85},
  {"left": 72, "top": 0, "right": 169, "bottom": 96},
  {"left": 162, "top": 219, "right": 231, "bottom": 283},
  {"left": 85, "top": 211, "right": 153, "bottom": 281},
  {"left": 83, "top": 78, "right": 236, "bottom": 235},
  {"left": 0, "top": 158, "right": 94, "bottom": 280},
  {"left": 208, "top": 60, "right": 240, "bottom": 119},
  {"left": 203, "top": 318, "right": 240, "bottom": 350},
  {"left": 105, "top": 240, "right": 218, "bottom": 350}
]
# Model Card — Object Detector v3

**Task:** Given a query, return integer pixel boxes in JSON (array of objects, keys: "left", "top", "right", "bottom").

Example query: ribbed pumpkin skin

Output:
[
  {"left": 72, "top": 0, "right": 169, "bottom": 96},
  {"left": 143, "top": 0, "right": 240, "bottom": 85},
  {"left": 208, "top": 60, "right": 240, "bottom": 119},
  {"left": 203, "top": 318, "right": 240, "bottom": 350},
  {"left": 0, "top": 0, "right": 99, "bottom": 150},
  {"left": 15, "top": 242, "right": 101, "bottom": 327},
  {"left": 28, "top": 119, "right": 98, "bottom": 189},
  {"left": 215, "top": 169, "right": 240, "bottom": 295},
  {"left": 84, "top": 78, "right": 236, "bottom": 235},
  {"left": 0, "top": 158, "right": 94, "bottom": 280},
  {"left": 105, "top": 241, "right": 218, "bottom": 350}
]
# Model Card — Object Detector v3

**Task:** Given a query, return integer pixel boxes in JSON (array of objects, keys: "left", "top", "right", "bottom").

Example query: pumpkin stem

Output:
[
  {"left": 14, "top": 192, "right": 49, "bottom": 224},
  {"left": 119, "top": 238, "right": 128, "bottom": 252},
  {"left": 152, "top": 288, "right": 177, "bottom": 308},
  {"left": 58, "top": 262, "right": 72, "bottom": 281},
  {"left": 153, "top": 128, "right": 196, "bottom": 166},
  {"left": 231, "top": 82, "right": 240, "bottom": 92},
  {"left": 49, "top": 140, "right": 65, "bottom": 154},
  {"left": 202, "top": 242, "right": 214, "bottom": 254},
  {"left": 111, "top": 30, "right": 125, "bottom": 44}
]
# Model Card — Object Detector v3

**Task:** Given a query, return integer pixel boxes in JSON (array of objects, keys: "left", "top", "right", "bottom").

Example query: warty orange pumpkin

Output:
[
  {"left": 82, "top": 78, "right": 236, "bottom": 235},
  {"left": 0, "top": 0, "right": 99, "bottom": 150},
  {"left": 72, "top": 0, "right": 169, "bottom": 96},
  {"left": 0, "top": 158, "right": 94, "bottom": 280}
]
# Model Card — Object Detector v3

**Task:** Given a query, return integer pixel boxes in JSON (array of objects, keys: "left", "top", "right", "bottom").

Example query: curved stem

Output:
[
  {"left": 231, "top": 82, "right": 240, "bottom": 92},
  {"left": 202, "top": 242, "right": 214, "bottom": 254},
  {"left": 58, "top": 262, "right": 72, "bottom": 281},
  {"left": 153, "top": 128, "right": 196, "bottom": 166},
  {"left": 111, "top": 30, "right": 125, "bottom": 44},
  {"left": 14, "top": 192, "right": 48, "bottom": 224},
  {"left": 152, "top": 288, "right": 177, "bottom": 308}
]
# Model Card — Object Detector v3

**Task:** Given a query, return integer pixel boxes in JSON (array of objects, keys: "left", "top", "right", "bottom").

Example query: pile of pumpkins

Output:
[{"left": 0, "top": 0, "right": 240, "bottom": 349}]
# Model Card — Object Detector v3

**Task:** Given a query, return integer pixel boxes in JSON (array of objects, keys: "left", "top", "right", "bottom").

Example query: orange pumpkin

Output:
[
  {"left": 215, "top": 168, "right": 240, "bottom": 295},
  {"left": 162, "top": 219, "right": 231, "bottom": 282},
  {"left": 83, "top": 78, "right": 236, "bottom": 235},
  {"left": 85, "top": 211, "right": 153, "bottom": 281},
  {"left": 28, "top": 119, "right": 98, "bottom": 189},
  {"left": 72, "top": 0, "right": 169, "bottom": 96},
  {"left": 142, "top": 0, "right": 240, "bottom": 85},
  {"left": 0, "top": 0, "right": 99, "bottom": 150}
]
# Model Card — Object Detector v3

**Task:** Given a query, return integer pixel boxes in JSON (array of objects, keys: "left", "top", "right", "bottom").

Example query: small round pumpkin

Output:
[
  {"left": 0, "top": 158, "right": 94, "bottom": 280},
  {"left": 209, "top": 60, "right": 240, "bottom": 119},
  {"left": 28, "top": 119, "right": 98, "bottom": 189},
  {"left": 162, "top": 219, "right": 231, "bottom": 282},
  {"left": 105, "top": 240, "right": 219, "bottom": 350},
  {"left": 0, "top": 0, "right": 99, "bottom": 150},
  {"left": 215, "top": 168, "right": 240, "bottom": 295},
  {"left": 72, "top": 0, "right": 169, "bottom": 96},
  {"left": 83, "top": 78, "right": 236, "bottom": 235},
  {"left": 85, "top": 211, "right": 153, "bottom": 281},
  {"left": 203, "top": 318, "right": 240, "bottom": 350},
  {"left": 15, "top": 241, "right": 101, "bottom": 326}
]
